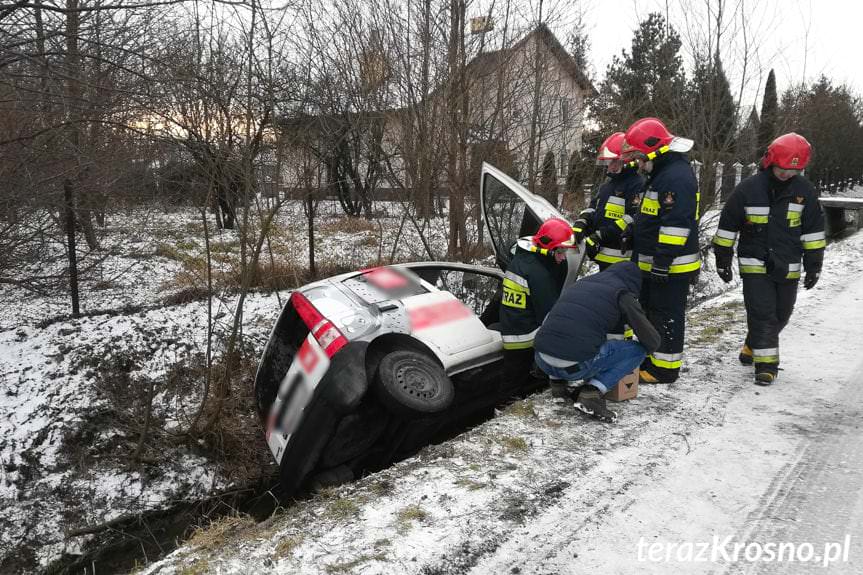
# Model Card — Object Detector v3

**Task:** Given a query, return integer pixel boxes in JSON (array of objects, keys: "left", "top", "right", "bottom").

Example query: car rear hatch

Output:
[
  {"left": 480, "top": 162, "right": 586, "bottom": 283},
  {"left": 262, "top": 287, "right": 353, "bottom": 463}
]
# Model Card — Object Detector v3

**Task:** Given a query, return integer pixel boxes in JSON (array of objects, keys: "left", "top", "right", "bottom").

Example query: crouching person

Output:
[{"left": 533, "top": 262, "right": 661, "bottom": 422}]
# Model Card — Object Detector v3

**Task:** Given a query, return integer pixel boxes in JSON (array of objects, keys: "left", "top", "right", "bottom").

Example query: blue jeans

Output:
[{"left": 534, "top": 340, "right": 647, "bottom": 394}]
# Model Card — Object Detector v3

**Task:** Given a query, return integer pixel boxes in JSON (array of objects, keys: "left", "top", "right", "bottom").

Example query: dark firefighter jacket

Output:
[
  {"left": 499, "top": 238, "right": 565, "bottom": 350},
  {"left": 632, "top": 152, "right": 701, "bottom": 276},
  {"left": 534, "top": 262, "right": 661, "bottom": 363},
  {"left": 712, "top": 168, "right": 825, "bottom": 280},
  {"left": 580, "top": 168, "right": 644, "bottom": 265}
]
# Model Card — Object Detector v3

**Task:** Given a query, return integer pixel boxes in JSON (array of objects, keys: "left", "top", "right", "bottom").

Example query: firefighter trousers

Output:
[
  {"left": 742, "top": 275, "right": 799, "bottom": 374},
  {"left": 639, "top": 275, "right": 690, "bottom": 382}
]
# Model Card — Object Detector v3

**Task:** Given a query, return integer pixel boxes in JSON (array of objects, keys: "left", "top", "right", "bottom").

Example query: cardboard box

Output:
[{"left": 605, "top": 368, "right": 638, "bottom": 402}]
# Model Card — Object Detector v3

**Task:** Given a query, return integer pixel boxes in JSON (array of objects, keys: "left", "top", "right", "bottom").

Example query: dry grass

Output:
[
  {"left": 319, "top": 216, "right": 377, "bottom": 234},
  {"left": 504, "top": 399, "right": 538, "bottom": 419},
  {"left": 498, "top": 435, "right": 528, "bottom": 453},
  {"left": 368, "top": 479, "right": 394, "bottom": 497},
  {"left": 155, "top": 243, "right": 185, "bottom": 261},
  {"left": 177, "top": 559, "right": 211, "bottom": 575},
  {"left": 326, "top": 497, "right": 360, "bottom": 521},
  {"left": 187, "top": 514, "right": 256, "bottom": 551},
  {"left": 396, "top": 504, "right": 428, "bottom": 525},
  {"left": 274, "top": 535, "right": 304, "bottom": 559},
  {"left": 455, "top": 478, "right": 487, "bottom": 491},
  {"left": 324, "top": 553, "right": 388, "bottom": 574}
]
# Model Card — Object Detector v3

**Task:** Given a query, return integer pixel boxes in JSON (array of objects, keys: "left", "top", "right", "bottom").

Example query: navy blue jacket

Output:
[
  {"left": 632, "top": 153, "right": 701, "bottom": 276},
  {"left": 499, "top": 239, "right": 566, "bottom": 350},
  {"left": 712, "top": 169, "right": 825, "bottom": 281},
  {"left": 582, "top": 168, "right": 644, "bottom": 264},
  {"left": 535, "top": 262, "right": 657, "bottom": 362}
]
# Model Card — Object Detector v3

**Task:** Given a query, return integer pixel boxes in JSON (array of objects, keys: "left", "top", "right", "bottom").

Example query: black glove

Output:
[
  {"left": 620, "top": 233, "right": 632, "bottom": 254},
  {"left": 804, "top": 272, "right": 820, "bottom": 290},
  {"left": 650, "top": 264, "right": 669, "bottom": 283},
  {"left": 715, "top": 253, "right": 733, "bottom": 283},
  {"left": 584, "top": 233, "right": 601, "bottom": 259},
  {"left": 571, "top": 218, "right": 589, "bottom": 243}
]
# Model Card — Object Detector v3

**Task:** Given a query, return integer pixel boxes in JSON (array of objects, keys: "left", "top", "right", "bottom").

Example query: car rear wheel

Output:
[{"left": 373, "top": 350, "right": 454, "bottom": 418}]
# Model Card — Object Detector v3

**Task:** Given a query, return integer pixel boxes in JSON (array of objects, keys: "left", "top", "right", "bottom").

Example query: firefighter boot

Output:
[
  {"left": 574, "top": 386, "right": 618, "bottom": 423},
  {"left": 754, "top": 368, "right": 777, "bottom": 386},
  {"left": 739, "top": 344, "right": 753, "bottom": 365}
]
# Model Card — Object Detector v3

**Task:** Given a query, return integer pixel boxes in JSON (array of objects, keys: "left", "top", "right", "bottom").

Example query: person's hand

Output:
[
  {"left": 804, "top": 272, "right": 820, "bottom": 290},
  {"left": 571, "top": 218, "right": 588, "bottom": 243},
  {"left": 715, "top": 253, "right": 733, "bottom": 283},
  {"left": 584, "top": 233, "right": 601, "bottom": 259}
]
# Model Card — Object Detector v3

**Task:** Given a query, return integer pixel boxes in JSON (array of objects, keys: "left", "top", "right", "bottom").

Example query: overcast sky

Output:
[{"left": 576, "top": 0, "right": 860, "bottom": 110}]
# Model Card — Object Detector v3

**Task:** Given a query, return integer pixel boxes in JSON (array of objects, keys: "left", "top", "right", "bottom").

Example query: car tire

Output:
[
  {"left": 373, "top": 350, "right": 454, "bottom": 418},
  {"left": 309, "top": 465, "right": 354, "bottom": 492}
]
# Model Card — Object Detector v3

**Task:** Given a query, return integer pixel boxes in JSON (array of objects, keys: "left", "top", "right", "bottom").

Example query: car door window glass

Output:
[{"left": 483, "top": 173, "right": 541, "bottom": 266}]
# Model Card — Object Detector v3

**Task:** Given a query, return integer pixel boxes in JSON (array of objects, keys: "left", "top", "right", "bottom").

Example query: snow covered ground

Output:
[
  {"left": 129, "top": 231, "right": 863, "bottom": 574},
  {"left": 0, "top": 202, "right": 477, "bottom": 572},
  {"left": 2, "top": 198, "right": 858, "bottom": 573}
]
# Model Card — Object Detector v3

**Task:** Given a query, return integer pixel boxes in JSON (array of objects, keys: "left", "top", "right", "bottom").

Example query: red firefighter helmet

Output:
[
  {"left": 622, "top": 117, "right": 694, "bottom": 159},
  {"left": 532, "top": 218, "right": 576, "bottom": 251},
  {"left": 761, "top": 132, "right": 811, "bottom": 170},
  {"left": 597, "top": 132, "right": 626, "bottom": 162}
]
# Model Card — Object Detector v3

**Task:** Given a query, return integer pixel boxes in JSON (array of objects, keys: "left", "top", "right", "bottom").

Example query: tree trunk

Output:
[{"left": 64, "top": 178, "right": 80, "bottom": 317}]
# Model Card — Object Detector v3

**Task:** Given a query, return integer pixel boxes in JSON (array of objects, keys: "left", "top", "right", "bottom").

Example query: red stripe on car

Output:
[{"left": 409, "top": 300, "right": 472, "bottom": 330}]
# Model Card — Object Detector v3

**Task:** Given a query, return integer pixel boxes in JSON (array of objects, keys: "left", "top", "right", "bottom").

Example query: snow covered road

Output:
[
  {"left": 479, "top": 266, "right": 863, "bottom": 574},
  {"left": 138, "top": 231, "right": 863, "bottom": 575}
]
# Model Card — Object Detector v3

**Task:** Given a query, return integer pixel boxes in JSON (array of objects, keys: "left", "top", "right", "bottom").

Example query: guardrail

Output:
[{"left": 819, "top": 197, "right": 863, "bottom": 237}]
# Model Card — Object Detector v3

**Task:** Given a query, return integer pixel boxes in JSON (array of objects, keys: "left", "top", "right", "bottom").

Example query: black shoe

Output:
[
  {"left": 550, "top": 380, "right": 579, "bottom": 404},
  {"left": 574, "top": 387, "right": 617, "bottom": 423},
  {"left": 550, "top": 379, "right": 569, "bottom": 403},
  {"left": 755, "top": 370, "right": 776, "bottom": 385}
]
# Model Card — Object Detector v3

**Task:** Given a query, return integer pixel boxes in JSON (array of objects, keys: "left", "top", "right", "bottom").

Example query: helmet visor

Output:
[{"left": 772, "top": 167, "right": 802, "bottom": 180}]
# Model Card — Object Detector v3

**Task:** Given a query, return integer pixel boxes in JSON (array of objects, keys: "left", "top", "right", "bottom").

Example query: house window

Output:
[{"left": 559, "top": 98, "right": 570, "bottom": 124}]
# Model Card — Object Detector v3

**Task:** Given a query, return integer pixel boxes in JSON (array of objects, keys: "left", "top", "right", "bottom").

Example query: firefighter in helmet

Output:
[
  {"left": 622, "top": 117, "right": 700, "bottom": 384},
  {"left": 572, "top": 131, "right": 645, "bottom": 271},
  {"left": 499, "top": 217, "right": 574, "bottom": 393},
  {"left": 712, "top": 133, "right": 825, "bottom": 384}
]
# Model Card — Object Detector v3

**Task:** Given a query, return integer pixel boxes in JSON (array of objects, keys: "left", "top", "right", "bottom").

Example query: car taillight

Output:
[{"left": 291, "top": 292, "right": 347, "bottom": 358}]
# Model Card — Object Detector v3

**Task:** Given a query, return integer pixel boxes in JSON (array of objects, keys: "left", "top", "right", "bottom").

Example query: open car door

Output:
[{"left": 480, "top": 162, "right": 586, "bottom": 285}]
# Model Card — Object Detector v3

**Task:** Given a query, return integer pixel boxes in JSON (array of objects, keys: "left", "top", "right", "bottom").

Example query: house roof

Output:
[
  {"left": 276, "top": 24, "right": 594, "bottom": 131},
  {"left": 466, "top": 24, "right": 595, "bottom": 95}
]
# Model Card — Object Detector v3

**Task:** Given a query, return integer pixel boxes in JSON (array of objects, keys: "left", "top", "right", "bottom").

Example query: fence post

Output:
[
  {"left": 713, "top": 161, "right": 724, "bottom": 205},
  {"left": 691, "top": 159, "right": 703, "bottom": 186},
  {"left": 733, "top": 162, "right": 743, "bottom": 188},
  {"left": 747, "top": 162, "right": 758, "bottom": 177}
]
